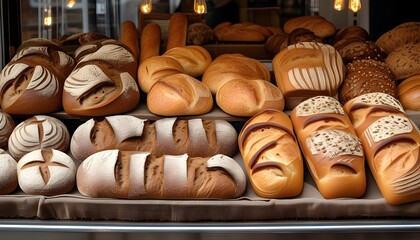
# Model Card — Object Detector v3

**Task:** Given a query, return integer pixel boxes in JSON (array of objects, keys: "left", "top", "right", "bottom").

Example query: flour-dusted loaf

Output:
[
  {"left": 238, "top": 109, "right": 303, "bottom": 198},
  {"left": 272, "top": 42, "right": 345, "bottom": 109},
  {"left": 0, "top": 149, "right": 18, "bottom": 194},
  {"left": 62, "top": 39, "right": 140, "bottom": 116},
  {"left": 8, "top": 115, "right": 70, "bottom": 160},
  {"left": 77, "top": 150, "right": 246, "bottom": 199},
  {"left": 343, "top": 92, "right": 420, "bottom": 205},
  {"left": 17, "top": 149, "right": 76, "bottom": 195},
  {"left": 385, "top": 42, "right": 420, "bottom": 80},
  {"left": 398, "top": 74, "right": 420, "bottom": 111},
  {"left": 70, "top": 115, "right": 238, "bottom": 162},
  {"left": 0, "top": 38, "right": 75, "bottom": 115},
  {"left": 163, "top": 45, "right": 212, "bottom": 77},
  {"left": 0, "top": 111, "right": 15, "bottom": 149},
  {"left": 291, "top": 96, "right": 366, "bottom": 199},
  {"left": 375, "top": 22, "right": 420, "bottom": 54}
]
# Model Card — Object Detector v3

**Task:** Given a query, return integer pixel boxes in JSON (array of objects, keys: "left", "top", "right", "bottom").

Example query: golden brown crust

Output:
[
  {"left": 140, "top": 23, "right": 161, "bottom": 63},
  {"left": 375, "top": 22, "right": 420, "bottom": 54},
  {"left": 283, "top": 16, "right": 336, "bottom": 38},
  {"left": 166, "top": 13, "right": 187, "bottom": 51},
  {"left": 385, "top": 42, "right": 420, "bottom": 80},
  {"left": 120, "top": 20, "right": 139, "bottom": 62},
  {"left": 398, "top": 74, "right": 420, "bottom": 110},
  {"left": 214, "top": 22, "right": 273, "bottom": 42}
]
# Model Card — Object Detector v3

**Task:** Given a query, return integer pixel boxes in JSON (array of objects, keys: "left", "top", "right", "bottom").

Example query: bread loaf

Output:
[
  {"left": 0, "top": 149, "right": 18, "bottom": 194},
  {"left": 216, "top": 79, "right": 284, "bottom": 117},
  {"left": 290, "top": 96, "right": 366, "bottom": 199},
  {"left": 272, "top": 42, "right": 345, "bottom": 109},
  {"left": 331, "top": 25, "right": 369, "bottom": 45},
  {"left": 238, "top": 109, "right": 303, "bottom": 198},
  {"left": 214, "top": 22, "right": 272, "bottom": 42},
  {"left": 287, "top": 28, "right": 323, "bottom": 46},
  {"left": 202, "top": 53, "right": 270, "bottom": 94},
  {"left": 385, "top": 42, "right": 420, "bottom": 80},
  {"left": 375, "top": 22, "right": 420, "bottom": 54},
  {"left": 140, "top": 23, "right": 161, "bottom": 63},
  {"left": 333, "top": 38, "right": 387, "bottom": 64},
  {"left": 343, "top": 92, "right": 420, "bottom": 205},
  {"left": 0, "top": 38, "right": 75, "bottom": 115},
  {"left": 62, "top": 39, "right": 140, "bottom": 116},
  {"left": 283, "top": 16, "right": 336, "bottom": 38},
  {"left": 166, "top": 12, "right": 187, "bottom": 51},
  {"left": 0, "top": 111, "right": 16, "bottom": 149},
  {"left": 163, "top": 45, "right": 212, "bottom": 77},
  {"left": 147, "top": 73, "right": 213, "bottom": 116},
  {"left": 187, "top": 22, "right": 214, "bottom": 45},
  {"left": 398, "top": 74, "right": 420, "bottom": 110},
  {"left": 120, "top": 20, "right": 139, "bottom": 62},
  {"left": 70, "top": 115, "right": 238, "bottom": 162},
  {"left": 264, "top": 32, "right": 289, "bottom": 57},
  {"left": 17, "top": 149, "right": 76, "bottom": 196},
  {"left": 77, "top": 150, "right": 246, "bottom": 199}
]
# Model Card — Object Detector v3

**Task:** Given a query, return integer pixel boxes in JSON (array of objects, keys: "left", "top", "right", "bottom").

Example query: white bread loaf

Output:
[
  {"left": 0, "top": 38, "right": 75, "bottom": 115},
  {"left": 398, "top": 74, "right": 420, "bottom": 110},
  {"left": 63, "top": 39, "right": 140, "bottom": 116},
  {"left": 70, "top": 115, "right": 238, "bottom": 162},
  {"left": 8, "top": 115, "right": 70, "bottom": 160},
  {"left": 238, "top": 109, "right": 303, "bottom": 198},
  {"left": 343, "top": 92, "right": 420, "bottom": 205},
  {"left": 147, "top": 73, "right": 213, "bottom": 116},
  {"left": 0, "top": 111, "right": 16, "bottom": 149},
  {"left": 0, "top": 149, "right": 18, "bottom": 194},
  {"left": 17, "top": 149, "right": 76, "bottom": 195},
  {"left": 273, "top": 42, "right": 345, "bottom": 110},
  {"left": 290, "top": 96, "right": 366, "bottom": 199},
  {"left": 77, "top": 150, "right": 246, "bottom": 199},
  {"left": 163, "top": 45, "right": 212, "bottom": 77}
]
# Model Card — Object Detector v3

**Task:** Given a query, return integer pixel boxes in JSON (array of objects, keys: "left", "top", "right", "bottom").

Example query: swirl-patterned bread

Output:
[
  {"left": 343, "top": 92, "right": 420, "bottom": 205},
  {"left": 70, "top": 115, "right": 238, "bottom": 162},
  {"left": 63, "top": 39, "right": 140, "bottom": 116},
  {"left": 8, "top": 115, "right": 70, "bottom": 160},
  {"left": 0, "top": 38, "right": 75, "bottom": 115},
  {"left": 290, "top": 96, "right": 366, "bottom": 199},
  {"left": 0, "top": 149, "right": 18, "bottom": 194},
  {"left": 272, "top": 42, "right": 345, "bottom": 109},
  {"left": 0, "top": 111, "right": 15, "bottom": 149},
  {"left": 77, "top": 150, "right": 246, "bottom": 199}
]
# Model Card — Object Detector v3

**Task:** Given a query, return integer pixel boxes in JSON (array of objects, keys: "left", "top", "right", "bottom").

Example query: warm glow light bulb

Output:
[
  {"left": 44, "top": 8, "right": 52, "bottom": 27},
  {"left": 194, "top": 0, "right": 207, "bottom": 14},
  {"left": 67, "top": 0, "right": 76, "bottom": 8},
  {"left": 334, "top": 0, "right": 345, "bottom": 11},
  {"left": 349, "top": 0, "right": 362, "bottom": 12},
  {"left": 140, "top": 0, "right": 152, "bottom": 14}
]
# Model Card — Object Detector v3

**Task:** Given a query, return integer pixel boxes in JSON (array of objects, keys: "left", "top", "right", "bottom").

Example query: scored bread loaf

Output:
[
  {"left": 0, "top": 149, "right": 18, "bottom": 194},
  {"left": 0, "top": 38, "right": 75, "bottom": 115},
  {"left": 140, "top": 22, "right": 161, "bottom": 63},
  {"left": 290, "top": 96, "right": 366, "bottom": 199},
  {"left": 283, "top": 16, "right": 336, "bottom": 38},
  {"left": 238, "top": 109, "right": 303, "bottom": 198},
  {"left": 147, "top": 73, "right": 213, "bottom": 116},
  {"left": 0, "top": 111, "right": 16, "bottom": 149},
  {"left": 77, "top": 150, "right": 246, "bottom": 199},
  {"left": 70, "top": 115, "right": 238, "bottom": 162},
  {"left": 163, "top": 45, "right": 212, "bottom": 77},
  {"left": 385, "top": 42, "right": 420, "bottom": 80},
  {"left": 120, "top": 20, "right": 139, "bottom": 62},
  {"left": 398, "top": 74, "right": 420, "bottom": 110},
  {"left": 166, "top": 12, "right": 187, "bottom": 51},
  {"left": 375, "top": 22, "right": 420, "bottom": 54},
  {"left": 343, "top": 92, "right": 420, "bottom": 205}
]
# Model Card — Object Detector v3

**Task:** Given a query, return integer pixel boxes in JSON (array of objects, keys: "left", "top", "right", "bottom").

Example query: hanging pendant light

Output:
[
  {"left": 193, "top": 0, "right": 207, "bottom": 14},
  {"left": 140, "top": 0, "right": 152, "bottom": 14},
  {"left": 349, "top": 0, "right": 362, "bottom": 13},
  {"left": 67, "top": 0, "right": 76, "bottom": 8},
  {"left": 334, "top": 0, "right": 345, "bottom": 11}
]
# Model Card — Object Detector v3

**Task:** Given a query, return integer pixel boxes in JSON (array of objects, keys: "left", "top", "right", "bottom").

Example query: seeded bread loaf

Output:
[
  {"left": 398, "top": 74, "right": 420, "bottom": 110},
  {"left": 375, "top": 22, "right": 420, "bottom": 54},
  {"left": 385, "top": 42, "right": 420, "bottom": 80}
]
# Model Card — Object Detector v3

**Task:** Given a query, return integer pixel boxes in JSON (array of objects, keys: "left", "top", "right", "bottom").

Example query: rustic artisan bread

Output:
[
  {"left": 0, "top": 111, "right": 15, "bottom": 149},
  {"left": 375, "top": 22, "right": 420, "bottom": 54},
  {"left": 291, "top": 96, "right": 366, "bottom": 199},
  {"left": 238, "top": 109, "right": 303, "bottom": 198},
  {"left": 397, "top": 74, "right": 420, "bottom": 110},
  {"left": 166, "top": 12, "right": 187, "bottom": 50},
  {"left": 339, "top": 59, "right": 397, "bottom": 104},
  {"left": 77, "top": 150, "right": 246, "bottom": 199},
  {"left": 147, "top": 73, "right": 213, "bottom": 116},
  {"left": 216, "top": 79, "right": 284, "bottom": 117},
  {"left": 137, "top": 55, "right": 184, "bottom": 93},
  {"left": 187, "top": 22, "right": 214, "bottom": 45},
  {"left": 17, "top": 149, "right": 76, "bottom": 195},
  {"left": 70, "top": 115, "right": 238, "bottom": 162},
  {"left": 331, "top": 25, "right": 369, "bottom": 45},
  {"left": 343, "top": 92, "right": 420, "bottom": 205},
  {"left": 119, "top": 20, "right": 139, "bottom": 62},
  {"left": 63, "top": 39, "right": 140, "bottom": 116},
  {"left": 0, "top": 149, "right": 18, "bottom": 194},
  {"left": 272, "top": 42, "right": 345, "bottom": 109},
  {"left": 214, "top": 22, "right": 272, "bottom": 42},
  {"left": 8, "top": 115, "right": 70, "bottom": 160},
  {"left": 333, "top": 37, "right": 387, "bottom": 64},
  {"left": 0, "top": 38, "right": 75, "bottom": 115},
  {"left": 163, "top": 45, "right": 212, "bottom": 77},
  {"left": 385, "top": 42, "right": 420, "bottom": 80},
  {"left": 202, "top": 53, "right": 270, "bottom": 94},
  {"left": 286, "top": 28, "right": 323, "bottom": 45},
  {"left": 264, "top": 32, "right": 289, "bottom": 57},
  {"left": 140, "top": 22, "right": 161, "bottom": 63},
  {"left": 283, "top": 16, "right": 336, "bottom": 38}
]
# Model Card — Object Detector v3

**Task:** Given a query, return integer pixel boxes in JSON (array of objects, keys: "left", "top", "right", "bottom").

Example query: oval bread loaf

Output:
[
  {"left": 375, "top": 22, "right": 420, "bottom": 54},
  {"left": 283, "top": 16, "right": 336, "bottom": 38},
  {"left": 385, "top": 42, "right": 420, "bottom": 80},
  {"left": 398, "top": 74, "right": 420, "bottom": 110},
  {"left": 163, "top": 45, "right": 212, "bottom": 77}
]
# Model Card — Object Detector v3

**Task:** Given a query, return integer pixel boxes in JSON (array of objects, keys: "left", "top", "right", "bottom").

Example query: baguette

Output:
[
  {"left": 77, "top": 150, "right": 246, "bottom": 199},
  {"left": 0, "top": 111, "right": 16, "bottom": 149},
  {"left": 140, "top": 22, "right": 161, "bottom": 63},
  {"left": 120, "top": 20, "right": 139, "bottom": 62},
  {"left": 166, "top": 13, "right": 187, "bottom": 51}
]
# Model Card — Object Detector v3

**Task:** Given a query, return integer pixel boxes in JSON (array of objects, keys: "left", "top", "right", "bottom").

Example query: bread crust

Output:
[{"left": 140, "top": 23, "right": 161, "bottom": 63}]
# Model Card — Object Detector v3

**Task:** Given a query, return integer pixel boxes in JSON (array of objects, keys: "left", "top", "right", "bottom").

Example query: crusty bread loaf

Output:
[
  {"left": 343, "top": 92, "right": 420, "bottom": 205},
  {"left": 163, "top": 45, "right": 212, "bottom": 77},
  {"left": 63, "top": 39, "right": 140, "bottom": 116},
  {"left": 339, "top": 59, "right": 397, "bottom": 104},
  {"left": 202, "top": 53, "right": 270, "bottom": 94},
  {"left": 17, "top": 149, "right": 76, "bottom": 196},
  {"left": 137, "top": 56, "right": 184, "bottom": 93},
  {"left": 214, "top": 22, "right": 272, "bottom": 42},
  {"left": 238, "top": 109, "right": 303, "bottom": 198},
  {"left": 0, "top": 149, "right": 18, "bottom": 194},
  {"left": 397, "top": 74, "right": 420, "bottom": 111},
  {"left": 120, "top": 20, "right": 139, "bottom": 62},
  {"left": 333, "top": 37, "right": 387, "bottom": 64},
  {"left": 77, "top": 150, "right": 246, "bottom": 199},
  {"left": 272, "top": 42, "right": 345, "bottom": 109},
  {"left": 147, "top": 73, "right": 213, "bottom": 116},
  {"left": 283, "top": 16, "right": 336, "bottom": 38},
  {"left": 375, "top": 22, "right": 420, "bottom": 54},
  {"left": 291, "top": 96, "right": 366, "bottom": 199},
  {"left": 140, "top": 22, "right": 161, "bottom": 63},
  {"left": 331, "top": 25, "right": 369, "bottom": 45},
  {"left": 216, "top": 79, "right": 284, "bottom": 117},
  {"left": 385, "top": 42, "right": 420, "bottom": 80},
  {"left": 8, "top": 115, "right": 70, "bottom": 160},
  {"left": 264, "top": 32, "right": 289, "bottom": 57},
  {"left": 187, "top": 22, "right": 214, "bottom": 45},
  {"left": 286, "top": 28, "right": 323, "bottom": 46},
  {"left": 70, "top": 115, "right": 238, "bottom": 162},
  {"left": 0, "top": 111, "right": 15, "bottom": 149},
  {"left": 166, "top": 12, "right": 187, "bottom": 51},
  {"left": 0, "top": 38, "right": 75, "bottom": 115}
]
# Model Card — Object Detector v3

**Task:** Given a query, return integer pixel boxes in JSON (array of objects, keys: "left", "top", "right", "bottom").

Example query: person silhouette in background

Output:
[{"left": 205, "top": 0, "right": 240, "bottom": 28}]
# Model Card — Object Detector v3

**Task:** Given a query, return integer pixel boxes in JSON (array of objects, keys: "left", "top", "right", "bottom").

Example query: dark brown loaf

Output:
[
  {"left": 0, "top": 149, "right": 18, "bottom": 194},
  {"left": 385, "top": 42, "right": 420, "bottom": 80},
  {"left": 70, "top": 115, "right": 238, "bottom": 162},
  {"left": 77, "top": 150, "right": 246, "bottom": 199},
  {"left": 140, "top": 23, "right": 161, "bottom": 63},
  {"left": 187, "top": 22, "right": 214, "bottom": 45},
  {"left": 290, "top": 96, "right": 366, "bottom": 199},
  {"left": 166, "top": 12, "right": 187, "bottom": 51},
  {"left": 331, "top": 25, "right": 369, "bottom": 44},
  {"left": 286, "top": 28, "right": 323, "bottom": 45},
  {"left": 375, "top": 22, "right": 420, "bottom": 54},
  {"left": 264, "top": 32, "right": 289, "bottom": 57},
  {"left": 333, "top": 37, "right": 387, "bottom": 64},
  {"left": 0, "top": 111, "right": 15, "bottom": 149},
  {"left": 397, "top": 74, "right": 420, "bottom": 110}
]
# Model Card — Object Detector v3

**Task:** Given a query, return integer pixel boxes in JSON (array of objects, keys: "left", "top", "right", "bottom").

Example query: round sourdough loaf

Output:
[
  {"left": 398, "top": 74, "right": 420, "bottom": 110},
  {"left": 0, "top": 111, "right": 15, "bottom": 149},
  {"left": 0, "top": 149, "right": 18, "bottom": 194}
]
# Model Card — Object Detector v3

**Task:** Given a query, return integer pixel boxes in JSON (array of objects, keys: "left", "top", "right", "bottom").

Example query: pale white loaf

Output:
[
  {"left": 0, "top": 149, "right": 18, "bottom": 194},
  {"left": 0, "top": 111, "right": 15, "bottom": 149}
]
